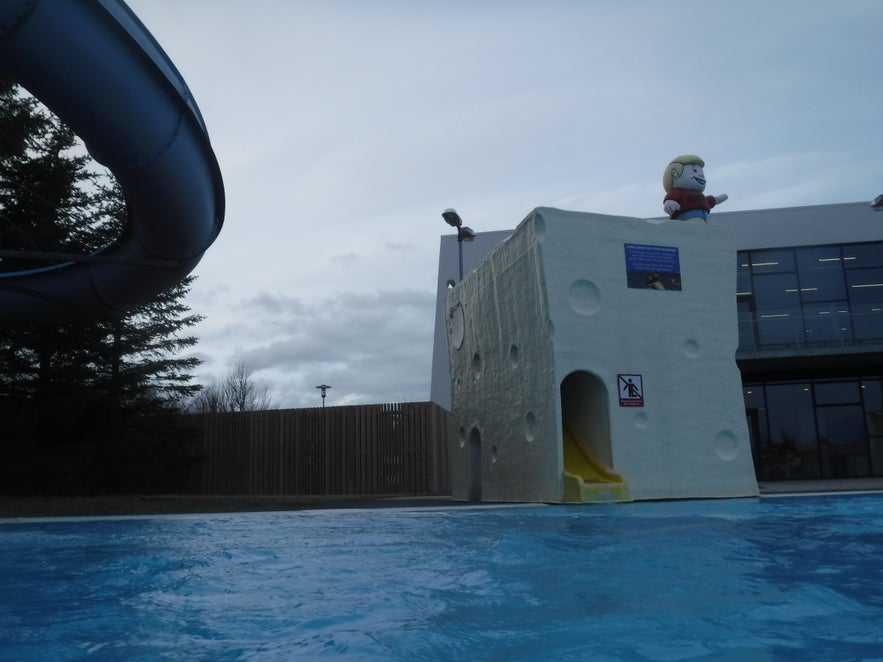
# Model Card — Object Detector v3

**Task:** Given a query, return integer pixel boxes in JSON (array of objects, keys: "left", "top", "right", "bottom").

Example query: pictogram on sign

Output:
[{"left": 618, "top": 374, "right": 644, "bottom": 407}]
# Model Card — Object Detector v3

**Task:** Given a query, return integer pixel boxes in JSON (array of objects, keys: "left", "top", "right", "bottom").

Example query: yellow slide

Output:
[{"left": 562, "top": 426, "right": 631, "bottom": 503}]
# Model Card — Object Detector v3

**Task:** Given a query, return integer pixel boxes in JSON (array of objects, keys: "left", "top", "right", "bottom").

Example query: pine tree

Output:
[
  {"left": 0, "top": 73, "right": 95, "bottom": 268},
  {"left": 0, "top": 72, "right": 101, "bottom": 407},
  {"left": 0, "top": 74, "right": 204, "bottom": 495}
]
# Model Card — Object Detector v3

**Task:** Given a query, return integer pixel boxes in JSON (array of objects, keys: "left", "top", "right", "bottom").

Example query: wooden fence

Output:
[{"left": 181, "top": 401, "right": 451, "bottom": 496}]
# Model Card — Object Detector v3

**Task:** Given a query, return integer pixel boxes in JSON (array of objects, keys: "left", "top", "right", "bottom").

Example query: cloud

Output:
[
  {"left": 716, "top": 150, "right": 883, "bottom": 211},
  {"left": 190, "top": 288, "right": 436, "bottom": 408}
]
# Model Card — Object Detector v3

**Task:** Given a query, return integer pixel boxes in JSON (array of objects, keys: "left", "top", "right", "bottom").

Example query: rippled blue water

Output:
[{"left": 2, "top": 495, "right": 883, "bottom": 661}]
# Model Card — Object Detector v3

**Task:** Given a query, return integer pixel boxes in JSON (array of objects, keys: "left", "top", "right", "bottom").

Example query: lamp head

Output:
[{"left": 442, "top": 208, "right": 463, "bottom": 227}]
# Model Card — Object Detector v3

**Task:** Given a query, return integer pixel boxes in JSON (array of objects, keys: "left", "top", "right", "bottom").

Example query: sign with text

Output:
[
  {"left": 618, "top": 374, "right": 644, "bottom": 407},
  {"left": 624, "top": 243, "right": 682, "bottom": 291}
]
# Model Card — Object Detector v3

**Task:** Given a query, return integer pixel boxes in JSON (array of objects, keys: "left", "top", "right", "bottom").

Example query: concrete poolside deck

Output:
[
  {"left": 758, "top": 477, "right": 883, "bottom": 495},
  {"left": 2, "top": 479, "right": 883, "bottom": 518},
  {"left": 0, "top": 495, "right": 465, "bottom": 519}
]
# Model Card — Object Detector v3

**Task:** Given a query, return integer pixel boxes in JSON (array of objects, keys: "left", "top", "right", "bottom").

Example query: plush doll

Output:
[{"left": 662, "top": 155, "right": 728, "bottom": 222}]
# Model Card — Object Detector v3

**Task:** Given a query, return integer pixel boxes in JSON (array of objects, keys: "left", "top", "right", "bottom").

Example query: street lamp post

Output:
[
  {"left": 442, "top": 208, "right": 476, "bottom": 281},
  {"left": 315, "top": 384, "right": 331, "bottom": 407}
]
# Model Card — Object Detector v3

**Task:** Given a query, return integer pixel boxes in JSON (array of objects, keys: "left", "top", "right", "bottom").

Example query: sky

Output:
[{"left": 124, "top": 0, "right": 883, "bottom": 409}]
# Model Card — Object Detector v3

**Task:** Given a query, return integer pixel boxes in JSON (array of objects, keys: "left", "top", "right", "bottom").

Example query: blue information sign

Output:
[{"left": 624, "top": 243, "right": 682, "bottom": 291}]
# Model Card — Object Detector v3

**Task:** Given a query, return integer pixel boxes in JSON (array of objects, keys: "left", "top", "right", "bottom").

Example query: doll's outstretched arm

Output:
[{"left": 663, "top": 199, "right": 681, "bottom": 215}]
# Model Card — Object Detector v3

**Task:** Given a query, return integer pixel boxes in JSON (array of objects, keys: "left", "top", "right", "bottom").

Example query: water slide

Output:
[
  {"left": 562, "top": 426, "right": 630, "bottom": 503},
  {"left": 0, "top": 0, "right": 224, "bottom": 324}
]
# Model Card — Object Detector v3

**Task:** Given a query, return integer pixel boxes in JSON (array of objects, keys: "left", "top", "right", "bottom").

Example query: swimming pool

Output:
[{"left": 2, "top": 495, "right": 882, "bottom": 661}]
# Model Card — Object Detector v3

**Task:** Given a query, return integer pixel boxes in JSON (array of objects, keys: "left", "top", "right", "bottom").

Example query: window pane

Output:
[
  {"left": 802, "top": 302, "right": 852, "bottom": 344},
  {"left": 851, "top": 303, "right": 883, "bottom": 341},
  {"left": 743, "top": 385, "right": 766, "bottom": 412},
  {"left": 750, "top": 249, "right": 795, "bottom": 274},
  {"left": 755, "top": 316, "right": 804, "bottom": 347},
  {"left": 795, "top": 246, "right": 847, "bottom": 302},
  {"left": 862, "top": 379, "right": 882, "bottom": 412},
  {"left": 762, "top": 383, "right": 819, "bottom": 479},
  {"left": 817, "top": 405, "right": 869, "bottom": 477},
  {"left": 754, "top": 273, "right": 800, "bottom": 311},
  {"left": 846, "top": 268, "right": 883, "bottom": 305},
  {"left": 814, "top": 381, "right": 860, "bottom": 405},
  {"left": 753, "top": 274, "right": 802, "bottom": 346},
  {"left": 842, "top": 243, "right": 883, "bottom": 269},
  {"left": 737, "top": 300, "right": 756, "bottom": 351},
  {"left": 743, "top": 385, "right": 768, "bottom": 467}
]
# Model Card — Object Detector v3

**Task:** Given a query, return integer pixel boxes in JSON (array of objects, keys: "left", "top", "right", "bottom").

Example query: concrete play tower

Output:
[{"left": 444, "top": 207, "right": 758, "bottom": 503}]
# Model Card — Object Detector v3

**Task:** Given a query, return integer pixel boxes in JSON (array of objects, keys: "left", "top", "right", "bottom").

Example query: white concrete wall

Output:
[
  {"left": 446, "top": 219, "right": 561, "bottom": 502},
  {"left": 446, "top": 207, "right": 759, "bottom": 502}
]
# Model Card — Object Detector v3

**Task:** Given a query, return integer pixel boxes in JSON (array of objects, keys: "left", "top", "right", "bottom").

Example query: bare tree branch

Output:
[{"left": 188, "top": 360, "right": 273, "bottom": 412}]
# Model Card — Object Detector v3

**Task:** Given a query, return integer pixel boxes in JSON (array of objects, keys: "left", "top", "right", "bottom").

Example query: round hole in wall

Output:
[
  {"left": 472, "top": 352, "right": 482, "bottom": 374},
  {"left": 448, "top": 303, "right": 465, "bottom": 350},
  {"left": 491, "top": 445, "right": 498, "bottom": 464},
  {"left": 568, "top": 279, "right": 602, "bottom": 315},
  {"left": 446, "top": 278, "right": 456, "bottom": 289},
  {"left": 634, "top": 411, "right": 649, "bottom": 429},
  {"left": 714, "top": 429, "right": 740, "bottom": 461},
  {"left": 524, "top": 411, "right": 537, "bottom": 442},
  {"left": 509, "top": 344, "right": 519, "bottom": 366},
  {"left": 684, "top": 338, "right": 700, "bottom": 358}
]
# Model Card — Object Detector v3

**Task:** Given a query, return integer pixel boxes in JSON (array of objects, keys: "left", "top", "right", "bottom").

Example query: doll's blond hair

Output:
[{"left": 663, "top": 154, "right": 705, "bottom": 192}]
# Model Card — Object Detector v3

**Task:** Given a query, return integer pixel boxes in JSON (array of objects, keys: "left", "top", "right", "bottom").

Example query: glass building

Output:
[
  {"left": 431, "top": 201, "right": 883, "bottom": 483},
  {"left": 693, "top": 202, "right": 882, "bottom": 482},
  {"left": 735, "top": 237, "right": 883, "bottom": 480}
]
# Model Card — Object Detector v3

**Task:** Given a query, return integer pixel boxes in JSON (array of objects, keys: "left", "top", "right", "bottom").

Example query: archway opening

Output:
[{"left": 560, "top": 370, "right": 613, "bottom": 468}]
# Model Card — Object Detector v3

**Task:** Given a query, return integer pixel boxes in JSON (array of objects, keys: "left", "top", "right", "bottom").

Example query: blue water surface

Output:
[{"left": 2, "top": 495, "right": 883, "bottom": 661}]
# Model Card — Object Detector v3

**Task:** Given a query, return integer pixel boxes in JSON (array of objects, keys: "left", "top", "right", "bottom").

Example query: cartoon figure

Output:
[{"left": 662, "top": 155, "right": 728, "bottom": 222}]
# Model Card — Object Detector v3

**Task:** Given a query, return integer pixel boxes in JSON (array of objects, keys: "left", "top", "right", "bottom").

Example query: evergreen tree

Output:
[
  {"left": 0, "top": 73, "right": 95, "bottom": 268},
  {"left": 0, "top": 73, "right": 204, "bottom": 495},
  {"left": 0, "top": 72, "right": 101, "bottom": 407}
]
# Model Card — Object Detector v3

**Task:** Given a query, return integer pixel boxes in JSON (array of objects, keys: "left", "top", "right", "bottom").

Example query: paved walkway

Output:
[
  {"left": 3, "top": 480, "right": 883, "bottom": 518},
  {"left": 759, "top": 478, "right": 883, "bottom": 495}
]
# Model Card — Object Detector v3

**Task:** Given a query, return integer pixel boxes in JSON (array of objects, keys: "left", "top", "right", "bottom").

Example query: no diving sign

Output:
[{"left": 618, "top": 374, "right": 644, "bottom": 407}]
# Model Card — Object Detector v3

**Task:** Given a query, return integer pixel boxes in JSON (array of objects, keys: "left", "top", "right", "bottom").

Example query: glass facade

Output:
[
  {"left": 739, "top": 241, "right": 883, "bottom": 481},
  {"left": 737, "top": 241, "right": 883, "bottom": 351},
  {"left": 745, "top": 378, "right": 883, "bottom": 480}
]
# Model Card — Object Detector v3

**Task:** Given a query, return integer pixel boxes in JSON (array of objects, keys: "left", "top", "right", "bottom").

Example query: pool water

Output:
[{"left": 2, "top": 495, "right": 883, "bottom": 661}]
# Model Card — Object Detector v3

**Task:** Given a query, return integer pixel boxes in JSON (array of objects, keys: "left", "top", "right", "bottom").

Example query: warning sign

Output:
[{"left": 618, "top": 374, "right": 644, "bottom": 407}]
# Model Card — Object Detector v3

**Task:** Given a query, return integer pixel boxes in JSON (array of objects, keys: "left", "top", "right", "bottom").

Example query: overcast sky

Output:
[{"left": 125, "top": 0, "right": 883, "bottom": 409}]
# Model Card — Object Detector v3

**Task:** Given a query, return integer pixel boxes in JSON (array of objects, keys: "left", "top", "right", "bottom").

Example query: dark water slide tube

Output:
[{"left": 0, "top": 0, "right": 224, "bottom": 324}]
